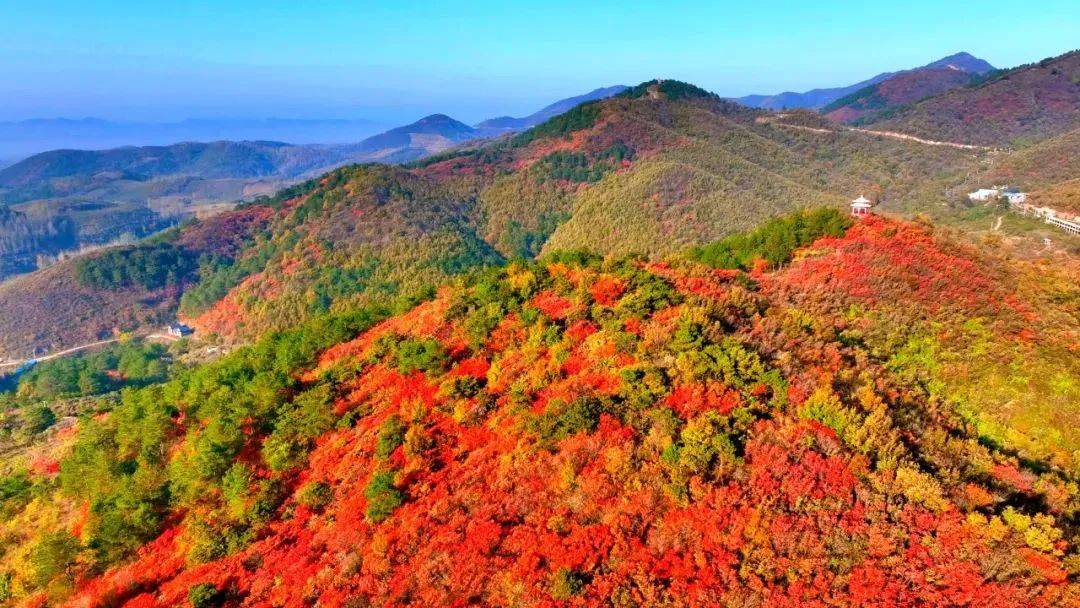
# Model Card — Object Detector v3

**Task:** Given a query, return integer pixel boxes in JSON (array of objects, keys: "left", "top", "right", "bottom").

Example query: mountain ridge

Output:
[
  {"left": 475, "top": 85, "right": 629, "bottom": 132},
  {"left": 735, "top": 51, "right": 995, "bottom": 110},
  {"left": 862, "top": 50, "right": 1080, "bottom": 145},
  {"left": 821, "top": 66, "right": 982, "bottom": 124},
  {"left": 0, "top": 87, "right": 631, "bottom": 282}
]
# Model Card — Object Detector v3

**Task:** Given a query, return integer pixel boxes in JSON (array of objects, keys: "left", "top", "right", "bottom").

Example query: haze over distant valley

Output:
[
  {"left": 0, "top": 86, "right": 629, "bottom": 282},
  {"left": 0, "top": 117, "right": 389, "bottom": 161}
]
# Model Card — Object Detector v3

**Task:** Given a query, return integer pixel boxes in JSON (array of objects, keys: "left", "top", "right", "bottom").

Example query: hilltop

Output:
[
  {"left": 2, "top": 214, "right": 1075, "bottom": 606},
  {"left": 337, "top": 114, "right": 480, "bottom": 163}
]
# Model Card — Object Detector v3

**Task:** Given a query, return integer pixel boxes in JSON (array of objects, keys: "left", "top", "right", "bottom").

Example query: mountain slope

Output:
[
  {"left": 822, "top": 67, "right": 981, "bottom": 124},
  {"left": 25, "top": 217, "right": 1077, "bottom": 607},
  {"left": 736, "top": 52, "right": 995, "bottom": 110},
  {"left": 981, "top": 127, "right": 1080, "bottom": 189},
  {"left": 0, "top": 204, "right": 274, "bottom": 358},
  {"left": 0, "top": 206, "right": 78, "bottom": 278},
  {"left": 0, "top": 141, "right": 342, "bottom": 282},
  {"left": 1030, "top": 178, "right": 1080, "bottom": 216},
  {"left": 189, "top": 164, "right": 503, "bottom": 338},
  {"left": 475, "top": 85, "right": 628, "bottom": 133},
  {"left": 865, "top": 50, "right": 1080, "bottom": 146}
]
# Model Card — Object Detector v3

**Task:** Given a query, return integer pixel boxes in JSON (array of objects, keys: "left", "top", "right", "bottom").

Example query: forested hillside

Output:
[
  {"left": 183, "top": 80, "right": 993, "bottom": 342},
  {"left": 0, "top": 208, "right": 77, "bottom": 278},
  {"left": 0, "top": 205, "right": 273, "bottom": 358},
  {"left": 981, "top": 128, "right": 1080, "bottom": 190},
  {"left": 823, "top": 67, "right": 980, "bottom": 124},
  {"left": 867, "top": 50, "right": 1080, "bottom": 146},
  {"left": 0, "top": 213, "right": 1074, "bottom": 606},
  {"left": 736, "top": 51, "right": 995, "bottom": 110},
  {"left": 5, "top": 73, "right": 1060, "bottom": 356},
  {"left": 6, "top": 60, "right": 1080, "bottom": 359}
]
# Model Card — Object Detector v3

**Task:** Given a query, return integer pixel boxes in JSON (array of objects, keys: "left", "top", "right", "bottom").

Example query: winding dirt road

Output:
[
  {"left": 0, "top": 338, "right": 120, "bottom": 369},
  {"left": 765, "top": 119, "right": 998, "bottom": 151},
  {"left": 0, "top": 336, "right": 118, "bottom": 371}
]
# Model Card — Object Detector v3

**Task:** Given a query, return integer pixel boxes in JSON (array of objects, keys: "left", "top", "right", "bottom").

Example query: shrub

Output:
[
  {"left": 21, "top": 405, "right": 56, "bottom": 434},
  {"left": 550, "top": 568, "right": 587, "bottom": 600},
  {"left": 364, "top": 471, "right": 403, "bottom": 523},
  {"left": 262, "top": 383, "right": 336, "bottom": 472},
  {"left": 799, "top": 387, "right": 856, "bottom": 437},
  {"left": 297, "top": 481, "right": 334, "bottom": 511},
  {"left": 392, "top": 338, "right": 448, "bottom": 375},
  {"left": 188, "top": 582, "right": 226, "bottom": 608},
  {"left": 28, "top": 531, "right": 80, "bottom": 588},
  {"left": 533, "top": 397, "right": 602, "bottom": 442},
  {"left": 374, "top": 415, "right": 406, "bottom": 459}
]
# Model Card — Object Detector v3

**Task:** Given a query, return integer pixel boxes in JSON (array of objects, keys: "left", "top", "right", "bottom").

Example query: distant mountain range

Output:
[
  {"left": 0, "top": 117, "right": 389, "bottom": 161},
  {"left": 735, "top": 52, "right": 995, "bottom": 110},
  {"left": 474, "top": 85, "right": 629, "bottom": 133},
  {"left": 867, "top": 50, "right": 1080, "bottom": 145},
  {"left": 0, "top": 86, "right": 631, "bottom": 163},
  {"left": 0, "top": 86, "right": 631, "bottom": 281},
  {"left": 0, "top": 86, "right": 633, "bottom": 207}
]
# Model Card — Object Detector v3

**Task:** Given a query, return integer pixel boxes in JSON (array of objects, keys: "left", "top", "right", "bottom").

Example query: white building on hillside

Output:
[
  {"left": 968, "top": 188, "right": 1000, "bottom": 202},
  {"left": 166, "top": 323, "right": 194, "bottom": 338},
  {"left": 850, "top": 195, "right": 872, "bottom": 217},
  {"left": 1002, "top": 188, "right": 1027, "bottom": 204}
]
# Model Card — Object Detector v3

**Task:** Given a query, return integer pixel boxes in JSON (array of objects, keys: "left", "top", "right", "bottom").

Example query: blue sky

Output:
[{"left": 1, "top": 0, "right": 1077, "bottom": 123}]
